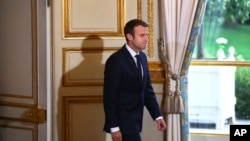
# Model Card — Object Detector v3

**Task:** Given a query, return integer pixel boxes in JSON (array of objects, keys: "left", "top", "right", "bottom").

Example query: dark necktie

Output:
[{"left": 135, "top": 55, "right": 142, "bottom": 81}]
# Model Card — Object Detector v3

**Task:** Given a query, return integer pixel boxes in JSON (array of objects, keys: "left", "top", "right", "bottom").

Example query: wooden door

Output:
[{"left": 0, "top": 0, "right": 48, "bottom": 141}]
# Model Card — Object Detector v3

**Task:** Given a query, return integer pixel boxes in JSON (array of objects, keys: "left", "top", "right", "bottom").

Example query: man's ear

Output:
[{"left": 126, "top": 33, "right": 133, "bottom": 41}]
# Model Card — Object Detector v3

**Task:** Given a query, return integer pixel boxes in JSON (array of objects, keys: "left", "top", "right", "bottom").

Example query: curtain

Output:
[{"left": 158, "top": 0, "right": 207, "bottom": 141}]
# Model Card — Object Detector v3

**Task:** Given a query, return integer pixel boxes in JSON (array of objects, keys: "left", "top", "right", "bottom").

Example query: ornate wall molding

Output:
[
  {"left": 63, "top": 0, "right": 124, "bottom": 38},
  {"left": 147, "top": 0, "right": 154, "bottom": 58},
  {"left": 137, "top": 0, "right": 142, "bottom": 19},
  {"left": 63, "top": 96, "right": 104, "bottom": 141},
  {"left": 62, "top": 48, "right": 164, "bottom": 87},
  {"left": 137, "top": 0, "right": 154, "bottom": 58},
  {"left": 62, "top": 47, "right": 117, "bottom": 86}
]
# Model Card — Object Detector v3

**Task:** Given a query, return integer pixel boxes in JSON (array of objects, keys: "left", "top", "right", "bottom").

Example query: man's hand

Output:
[
  {"left": 111, "top": 130, "right": 122, "bottom": 141},
  {"left": 156, "top": 118, "right": 167, "bottom": 131}
]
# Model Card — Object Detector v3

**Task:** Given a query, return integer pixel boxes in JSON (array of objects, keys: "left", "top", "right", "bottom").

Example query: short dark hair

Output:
[{"left": 124, "top": 19, "right": 148, "bottom": 41}]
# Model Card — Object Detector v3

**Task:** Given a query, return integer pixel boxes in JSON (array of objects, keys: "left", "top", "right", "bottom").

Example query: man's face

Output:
[{"left": 127, "top": 25, "right": 149, "bottom": 52}]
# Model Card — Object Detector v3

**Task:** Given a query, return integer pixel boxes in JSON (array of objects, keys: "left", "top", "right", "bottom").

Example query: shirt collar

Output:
[{"left": 125, "top": 44, "right": 139, "bottom": 57}]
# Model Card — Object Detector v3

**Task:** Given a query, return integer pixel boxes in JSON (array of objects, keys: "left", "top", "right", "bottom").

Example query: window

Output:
[{"left": 189, "top": 0, "right": 250, "bottom": 134}]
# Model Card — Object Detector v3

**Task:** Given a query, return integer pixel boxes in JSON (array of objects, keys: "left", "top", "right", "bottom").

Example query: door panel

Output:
[
  {"left": 53, "top": 0, "right": 140, "bottom": 141},
  {"left": 0, "top": 0, "right": 47, "bottom": 141},
  {"left": 0, "top": 120, "right": 37, "bottom": 141}
]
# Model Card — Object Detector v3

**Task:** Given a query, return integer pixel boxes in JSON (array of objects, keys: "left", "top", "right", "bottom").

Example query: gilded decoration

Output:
[
  {"left": 62, "top": 48, "right": 164, "bottom": 87},
  {"left": 63, "top": 0, "right": 124, "bottom": 38}
]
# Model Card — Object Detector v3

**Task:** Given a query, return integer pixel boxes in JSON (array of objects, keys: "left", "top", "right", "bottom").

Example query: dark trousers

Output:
[{"left": 122, "top": 133, "right": 141, "bottom": 141}]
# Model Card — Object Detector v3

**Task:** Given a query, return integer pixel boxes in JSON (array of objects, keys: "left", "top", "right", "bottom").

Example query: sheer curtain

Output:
[{"left": 158, "top": 0, "right": 207, "bottom": 141}]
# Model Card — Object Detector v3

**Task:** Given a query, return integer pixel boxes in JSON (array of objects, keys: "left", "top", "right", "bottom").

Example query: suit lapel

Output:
[
  {"left": 121, "top": 46, "right": 144, "bottom": 85},
  {"left": 121, "top": 46, "right": 138, "bottom": 73}
]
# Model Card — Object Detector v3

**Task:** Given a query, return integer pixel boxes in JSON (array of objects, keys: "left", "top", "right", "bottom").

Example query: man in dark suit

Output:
[{"left": 103, "top": 19, "right": 166, "bottom": 141}]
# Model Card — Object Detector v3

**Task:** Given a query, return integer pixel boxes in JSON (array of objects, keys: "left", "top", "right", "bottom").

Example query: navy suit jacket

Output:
[{"left": 103, "top": 45, "right": 162, "bottom": 134}]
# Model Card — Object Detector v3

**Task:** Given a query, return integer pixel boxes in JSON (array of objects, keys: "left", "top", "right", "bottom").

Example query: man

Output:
[{"left": 103, "top": 19, "right": 166, "bottom": 141}]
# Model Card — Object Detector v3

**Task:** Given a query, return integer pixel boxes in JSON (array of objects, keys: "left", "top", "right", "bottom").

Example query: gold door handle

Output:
[{"left": 24, "top": 108, "right": 46, "bottom": 123}]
